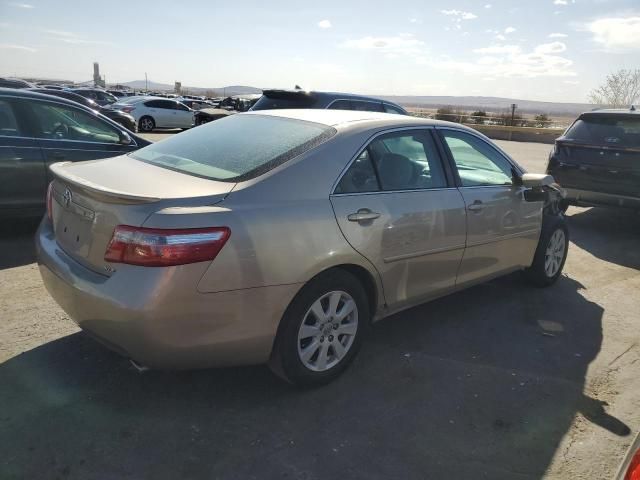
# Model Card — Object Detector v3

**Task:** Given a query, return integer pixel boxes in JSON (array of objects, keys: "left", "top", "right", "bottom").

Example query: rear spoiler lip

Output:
[
  {"left": 50, "top": 162, "right": 162, "bottom": 203},
  {"left": 556, "top": 138, "right": 640, "bottom": 154}
]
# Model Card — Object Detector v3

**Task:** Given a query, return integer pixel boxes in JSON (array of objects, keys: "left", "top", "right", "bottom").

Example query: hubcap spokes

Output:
[
  {"left": 297, "top": 291, "right": 358, "bottom": 372},
  {"left": 544, "top": 229, "right": 565, "bottom": 277}
]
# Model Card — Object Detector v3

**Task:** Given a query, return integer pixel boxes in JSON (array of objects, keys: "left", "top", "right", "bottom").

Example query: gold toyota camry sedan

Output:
[{"left": 36, "top": 109, "right": 568, "bottom": 385}]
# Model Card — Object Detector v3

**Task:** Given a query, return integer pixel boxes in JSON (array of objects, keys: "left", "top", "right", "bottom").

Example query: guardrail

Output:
[
  {"left": 466, "top": 124, "right": 564, "bottom": 144},
  {"left": 409, "top": 112, "right": 566, "bottom": 144}
]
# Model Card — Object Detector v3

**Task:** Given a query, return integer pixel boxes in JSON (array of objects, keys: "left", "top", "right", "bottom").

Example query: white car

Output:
[{"left": 109, "top": 96, "right": 194, "bottom": 132}]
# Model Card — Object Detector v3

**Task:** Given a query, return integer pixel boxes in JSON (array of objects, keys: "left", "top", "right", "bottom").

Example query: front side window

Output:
[
  {"left": 130, "top": 114, "right": 335, "bottom": 181},
  {"left": 28, "top": 101, "right": 121, "bottom": 144},
  {"left": 0, "top": 100, "right": 22, "bottom": 137},
  {"left": 441, "top": 130, "right": 514, "bottom": 187},
  {"left": 335, "top": 130, "right": 447, "bottom": 193}
]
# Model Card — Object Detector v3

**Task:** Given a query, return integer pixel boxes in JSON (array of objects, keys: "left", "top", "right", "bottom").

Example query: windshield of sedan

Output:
[{"left": 130, "top": 114, "right": 335, "bottom": 181}]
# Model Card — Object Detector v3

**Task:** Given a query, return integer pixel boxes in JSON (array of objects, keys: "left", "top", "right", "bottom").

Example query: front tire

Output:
[
  {"left": 524, "top": 215, "right": 569, "bottom": 287},
  {"left": 270, "top": 269, "right": 369, "bottom": 386},
  {"left": 138, "top": 116, "right": 155, "bottom": 132}
]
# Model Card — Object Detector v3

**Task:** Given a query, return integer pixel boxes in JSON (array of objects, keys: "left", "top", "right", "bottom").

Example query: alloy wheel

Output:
[
  {"left": 544, "top": 229, "right": 566, "bottom": 277},
  {"left": 297, "top": 291, "right": 358, "bottom": 372}
]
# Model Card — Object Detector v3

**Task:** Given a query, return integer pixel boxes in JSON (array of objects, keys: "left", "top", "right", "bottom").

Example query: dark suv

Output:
[
  {"left": 546, "top": 107, "right": 640, "bottom": 211},
  {"left": 250, "top": 90, "right": 407, "bottom": 115}
]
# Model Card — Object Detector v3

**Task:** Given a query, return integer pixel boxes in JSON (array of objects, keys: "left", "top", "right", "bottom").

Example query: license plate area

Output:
[{"left": 53, "top": 191, "right": 96, "bottom": 259}]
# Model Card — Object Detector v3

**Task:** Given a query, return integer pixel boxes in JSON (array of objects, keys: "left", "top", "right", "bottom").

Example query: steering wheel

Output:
[{"left": 52, "top": 122, "right": 69, "bottom": 139}]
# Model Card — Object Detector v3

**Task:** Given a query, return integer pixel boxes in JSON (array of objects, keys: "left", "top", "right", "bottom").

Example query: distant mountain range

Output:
[
  {"left": 117, "top": 81, "right": 593, "bottom": 116},
  {"left": 119, "top": 80, "right": 261, "bottom": 96}
]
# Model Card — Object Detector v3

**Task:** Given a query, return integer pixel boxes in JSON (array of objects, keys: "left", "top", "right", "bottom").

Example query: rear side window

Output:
[
  {"left": 251, "top": 94, "right": 316, "bottom": 110},
  {"left": 565, "top": 116, "right": 640, "bottom": 148},
  {"left": 335, "top": 130, "right": 447, "bottom": 193},
  {"left": 351, "top": 101, "right": 384, "bottom": 112},
  {"left": 130, "top": 114, "right": 335, "bottom": 181},
  {"left": 0, "top": 100, "right": 21, "bottom": 136},
  {"left": 145, "top": 100, "right": 173, "bottom": 109}
]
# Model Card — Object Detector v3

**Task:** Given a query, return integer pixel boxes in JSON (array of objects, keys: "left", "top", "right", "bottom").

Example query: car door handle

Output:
[
  {"left": 467, "top": 201, "right": 484, "bottom": 212},
  {"left": 51, "top": 151, "right": 66, "bottom": 161},
  {"left": 347, "top": 209, "right": 381, "bottom": 222}
]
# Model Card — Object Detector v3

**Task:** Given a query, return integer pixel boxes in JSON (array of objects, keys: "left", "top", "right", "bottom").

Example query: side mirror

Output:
[
  {"left": 521, "top": 173, "right": 554, "bottom": 188},
  {"left": 118, "top": 131, "right": 132, "bottom": 145}
]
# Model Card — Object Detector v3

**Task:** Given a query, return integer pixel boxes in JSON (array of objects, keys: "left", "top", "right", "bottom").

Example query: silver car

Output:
[{"left": 36, "top": 110, "right": 569, "bottom": 385}]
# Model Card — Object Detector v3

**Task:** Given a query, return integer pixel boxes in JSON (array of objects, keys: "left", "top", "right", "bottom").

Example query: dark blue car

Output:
[{"left": 0, "top": 88, "right": 150, "bottom": 218}]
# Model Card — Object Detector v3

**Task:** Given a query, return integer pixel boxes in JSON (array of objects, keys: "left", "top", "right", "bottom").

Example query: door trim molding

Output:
[{"left": 384, "top": 243, "right": 466, "bottom": 263}]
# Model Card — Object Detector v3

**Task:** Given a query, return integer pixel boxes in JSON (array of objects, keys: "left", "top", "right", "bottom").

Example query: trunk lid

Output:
[{"left": 49, "top": 155, "right": 235, "bottom": 274}]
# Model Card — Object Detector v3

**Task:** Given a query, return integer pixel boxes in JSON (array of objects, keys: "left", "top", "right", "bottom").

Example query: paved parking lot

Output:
[{"left": 1, "top": 139, "right": 639, "bottom": 479}]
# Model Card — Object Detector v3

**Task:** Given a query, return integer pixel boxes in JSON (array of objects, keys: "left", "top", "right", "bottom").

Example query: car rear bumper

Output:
[
  {"left": 564, "top": 188, "right": 640, "bottom": 210},
  {"left": 35, "top": 219, "right": 301, "bottom": 370}
]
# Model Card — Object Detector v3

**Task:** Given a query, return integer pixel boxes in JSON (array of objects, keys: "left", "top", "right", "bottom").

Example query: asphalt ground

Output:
[{"left": 1, "top": 137, "right": 639, "bottom": 479}]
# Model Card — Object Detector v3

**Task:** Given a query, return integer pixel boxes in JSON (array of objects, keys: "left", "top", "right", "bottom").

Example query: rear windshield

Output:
[
  {"left": 564, "top": 116, "right": 640, "bottom": 148},
  {"left": 130, "top": 114, "right": 335, "bottom": 181},
  {"left": 251, "top": 94, "right": 317, "bottom": 111}
]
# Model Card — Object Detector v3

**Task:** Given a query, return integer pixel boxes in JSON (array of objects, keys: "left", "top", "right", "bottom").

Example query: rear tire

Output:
[
  {"left": 269, "top": 269, "right": 369, "bottom": 386},
  {"left": 524, "top": 215, "right": 569, "bottom": 287},
  {"left": 139, "top": 116, "right": 155, "bottom": 132}
]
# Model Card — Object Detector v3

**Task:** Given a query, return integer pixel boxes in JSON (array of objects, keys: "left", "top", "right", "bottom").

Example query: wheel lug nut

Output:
[
  {"left": 333, "top": 323, "right": 338, "bottom": 329},
  {"left": 320, "top": 336, "right": 324, "bottom": 342},
  {"left": 329, "top": 335, "right": 334, "bottom": 341}
]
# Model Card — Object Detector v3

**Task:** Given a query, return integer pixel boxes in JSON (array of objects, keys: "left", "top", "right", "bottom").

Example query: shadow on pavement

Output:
[
  {"left": 0, "top": 272, "right": 620, "bottom": 480},
  {"left": 567, "top": 207, "right": 640, "bottom": 270},
  {"left": 0, "top": 218, "right": 39, "bottom": 270}
]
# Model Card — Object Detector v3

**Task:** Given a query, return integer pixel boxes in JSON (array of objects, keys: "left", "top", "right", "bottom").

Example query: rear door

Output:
[
  {"left": 552, "top": 115, "right": 640, "bottom": 198},
  {"left": 437, "top": 128, "right": 542, "bottom": 286},
  {"left": 0, "top": 97, "right": 47, "bottom": 215},
  {"left": 143, "top": 100, "right": 173, "bottom": 127},
  {"left": 331, "top": 128, "right": 467, "bottom": 310},
  {"left": 21, "top": 98, "right": 138, "bottom": 173}
]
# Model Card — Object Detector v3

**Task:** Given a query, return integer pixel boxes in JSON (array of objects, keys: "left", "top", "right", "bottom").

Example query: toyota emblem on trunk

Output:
[{"left": 62, "top": 188, "right": 72, "bottom": 208}]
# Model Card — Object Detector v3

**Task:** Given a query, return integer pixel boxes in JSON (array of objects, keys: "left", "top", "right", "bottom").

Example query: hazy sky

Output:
[{"left": 0, "top": 0, "right": 638, "bottom": 102}]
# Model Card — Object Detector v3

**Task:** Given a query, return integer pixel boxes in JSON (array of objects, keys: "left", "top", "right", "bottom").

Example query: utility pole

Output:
[
  {"left": 145, "top": 72, "right": 148, "bottom": 92},
  {"left": 511, "top": 103, "right": 518, "bottom": 126}
]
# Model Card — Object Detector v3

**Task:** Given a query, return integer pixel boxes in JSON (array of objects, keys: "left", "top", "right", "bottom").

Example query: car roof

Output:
[
  {"left": 582, "top": 107, "right": 639, "bottom": 116},
  {"left": 0, "top": 86, "right": 93, "bottom": 104},
  {"left": 245, "top": 108, "right": 463, "bottom": 131},
  {"left": 261, "top": 89, "right": 405, "bottom": 108}
]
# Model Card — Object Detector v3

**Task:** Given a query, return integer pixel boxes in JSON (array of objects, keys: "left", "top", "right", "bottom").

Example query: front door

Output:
[
  {"left": 331, "top": 129, "right": 467, "bottom": 311},
  {"left": 437, "top": 128, "right": 542, "bottom": 286},
  {"left": 0, "top": 98, "right": 47, "bottom": 216}
]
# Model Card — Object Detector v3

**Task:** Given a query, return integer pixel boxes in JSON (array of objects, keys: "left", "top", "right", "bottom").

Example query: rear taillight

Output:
[
  {"left": 46, "top": 181, "right": 54, "bottom": 221},
  {"left": 104, "top": 226, "right": 230, "bottom": 267},
  {"left": 625, "top": 448, "right": 640, "bottom": 480}
]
